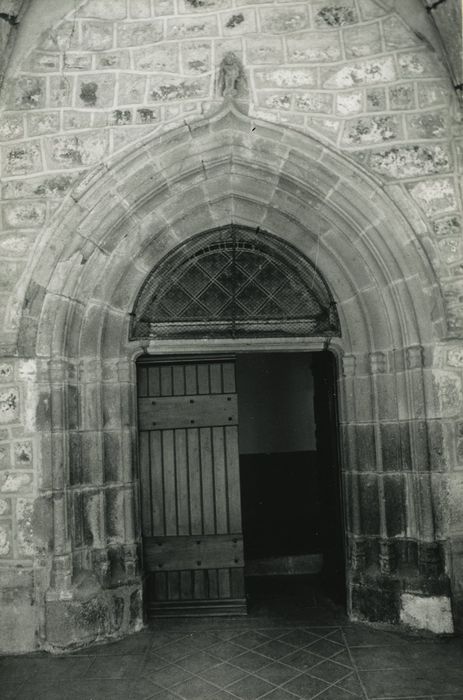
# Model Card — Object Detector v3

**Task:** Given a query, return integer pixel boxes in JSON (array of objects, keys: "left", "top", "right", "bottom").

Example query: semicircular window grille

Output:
[{"left": 130, "top": 226, "right": 340, "bottom": 340}]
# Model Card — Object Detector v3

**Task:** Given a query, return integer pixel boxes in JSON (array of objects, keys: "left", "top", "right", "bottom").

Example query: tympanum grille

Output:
[{"left": 130, "top": 226, "right": 340, "bottom": 339}]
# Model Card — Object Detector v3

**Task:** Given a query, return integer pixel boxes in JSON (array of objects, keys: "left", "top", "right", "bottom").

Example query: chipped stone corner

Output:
[{"left": 400, "top": 593, "right": 454, "bottom": 635}]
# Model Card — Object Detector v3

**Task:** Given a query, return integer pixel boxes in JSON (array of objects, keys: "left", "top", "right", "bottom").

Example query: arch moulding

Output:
[{"left": 16, "top": 104, "right": 455, "bottom": 650}]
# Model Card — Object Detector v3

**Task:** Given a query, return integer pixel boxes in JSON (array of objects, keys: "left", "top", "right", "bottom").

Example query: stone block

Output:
[
  {"left": 354, "top": 423, "right": 377, "bottom": 471},
  {"left": 3, "top": 173, "right": 77, "bottom": 199},
  {"left": 0, "top": 232, "right": 32, "bottom": 258},
  {"left": 96, "top": 51, "right": 131, "bottom": 70},
  {"left": 2, "top": 201, "right": 46, "bottom": 228},
  {"left": 83, "top": 491, "right": 104, "bottom": 546},
  {"left": 81, "top": 21, "right": 114, "bottom": 50},
  {"left": 343, "top": 22, "right": 382, "bottom": 57},
  {"left": 118, "top": 73, "right": 148, "bottom": 104},
  {"left": 294, "top": 92, "right": 333, "bottom": 113},
  {"left": 103, "top": 432, "right": 122, "bottom": 483},
  {"left": 0, "top": 520, "right": 12, "bottom": 557},
  {"left": 0, "top": 112, "right": 24, "bottom": 141},
  {"left": 406, "top": 112, "right": 447, "bottom": 139},
  {"left": 254, "top": 67, "right": 317, "bottom": 90},
  {"left": 259, "top": 6, "right": 309, "bottom": 33},
  {"left": 26, "top": 110, "right": 60, "bottom": 136},
  {"left": 130, "top": 0, "right": 152, "bottom": 18},
  {"left": 356, "top": 144, "right": 450, "bottom": 179},
  {"left": 352, "top": 581, "right": 400, "bottom": 624},
  {"left": 9, "top": 76, "right": 46, "bottom": 110},
  {"left": 433, "top": 215, "right": 461, "bottom": 238},
  {"left": 342, "top": 115, "right": 401, "bottom": 145},
  {"left": 0, "top": 387, "right": 19, "bottom": 424},
  {"left": 179, "top": 0, "right": 231, "bottom": 9},
  {"left": 0, "top": 443, "right": 12, "bottom": 471},
  {"left": 105, "top": 487, "right": 125, "bottom": 542},
  {"left": 287, "top": 32, "right": 341, "bottom": 62},
  {"left": 222, "top": 10, "right": 256, "bottom": 35},
  {"left": 40, "top": 21, "right": 79, "bottom": 51},
  {"left": 2, "top": 140, "right": 42, "bottom": 175},
  {"left": 166, "top": 16, "right": 218, "bottom": 39},
  {"left": 381, "top": 422, "right": 411, "bottom": 471},
  {"left": 133, "top": 43, "right": 180, "bottom": 72},
  {"left": 389, "top": 84, "right": 415, "bottom": 110},
  {"left": 358, "top": 474, "right": 381, "bottom": 535},
  {"left": 383, "top": 16, "right": 422, "bottom": 50},
  {"left": 384, "top": 474, "right": 406, "bottom": 537},
  {"left": 45, "top": 131, "right": 109, "bottom": 168},
  {"left": 77, "top": 0, "right": 127, "bottom": 19},
  {"left": 418, "top": 80, "right": 450, "bottom": 108},
  {"left": 313, "top": 1, "right": 357, "bottom": 26},
  {"left": 322, "top": 57, "right": 396, "bottom": 88},
  {"left": 117, "top": 18, "right": 165, "bottom": 46},
  {"left": 408, "top": 179, "right": 457, "bottom": 217},
  {"left": 26, "top": 51, "right": 61, "bottom": 72},
  {"left": 77, "top": 74, "right": 116, "bottom": 108},
  {"left": 149, "top": 75, "right": 210, "bottom": 101},
  {"left": 63, "top": 53, "right": 93, "bottom": 71},
  {"left": 336, "top": 91, "right": 362, "bottom": 115},
  {"left": 62, "top": 110, "right": 93, "bottom": 130},
  {"left": 365, "top": 87, "right": 386, "bottom": 111},
  {"left": 0, "top": 470, "right": 33, "bottom": 495},
  {"left": 49, "top": 76, "right": 74, "bottom": 108},
  {"left": 181, "top": 41, "right": 212, "bottom": 74},
  {"left": 0, "top": 582, "right": 37, "bottom": 653},
  {"left": 0, "top": 497, "right": 11, "bottom": 516},
  {"left": 398, "top": 51, "right": 445, "bottom": 79},
  {"left": 246, "top": 36, "right": 284, "bottom": 64}
]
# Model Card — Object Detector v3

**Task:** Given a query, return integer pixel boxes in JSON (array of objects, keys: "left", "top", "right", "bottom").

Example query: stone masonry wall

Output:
[{"left": 0, "top": 0, "right": 463, "bottom": 650}]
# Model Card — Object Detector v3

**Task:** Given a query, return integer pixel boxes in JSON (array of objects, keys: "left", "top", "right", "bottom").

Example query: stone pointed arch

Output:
[{"left": 17, "top": 104, "right": 455, "bottom": 650}]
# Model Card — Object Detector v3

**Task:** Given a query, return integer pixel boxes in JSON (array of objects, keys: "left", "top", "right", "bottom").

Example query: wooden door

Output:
[{"left": 137, "top": 357, "right": 247, "bottom": 616}]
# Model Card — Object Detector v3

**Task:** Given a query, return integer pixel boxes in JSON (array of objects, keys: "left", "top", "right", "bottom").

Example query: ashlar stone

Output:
[
  {"left": 77, "top": 0, "right": 127, "bottom": 19},
  {"left": 0, "top": 387, "right": 20, "bottom": 424},
  {"left": 294, "top": 92, "right": 333, "bottom": 113},
  {"left": 398, "top": 52, "right": 444, "bottom": 79},
  {"left": 77, "top": 74, "right": 116, "bottom": 108},
  {"left": 389, "top": 84, "right": 415, "bottom": 110},
  {"left": 383, "top": 16, "right": 422, "bottom": 50},
  {"left": 149, "top": 75, "right": 210, "bottom": 102},
  {"left": 313, "top": 1, "right": 357, "bottom": 27},
  {"left": 0, "top": 523, "right": 11, "bottom": 558},
  {"left": 323, "top": 57, "right": 396, "bottom": 88},
  {"left": 166, "top": 16, "right": 218, "bottom": 39},
  {"left": 63, "top": 110, "right": 93, "bottom": 130},
  {"left": 0, "top": 471, "right": 33, "bottom": 494},
  {"left": 406, "top": 112, "right": 446, "bottom": 139},
  {"left": 433, "top": 216, "right": 461, "bottom": 238},
  {"left": 49, "top": 76, "right": 74, "bottom": 108},
  {"left": 11, "top": 76, "right": 46, "bottom": 110},
  {"left": 0, "top": 497, "right": 11, "bottom": 515},
  {"left": 2, "top": 141, "right": 42, "bottom": 176},
  {"left": 342, "top": 115, "right": 401, "bottom": 145},
  {"left": 179, "top": 0, "right": 232, "bottom": 10},
  {"left": 0, "top": 113, "right": 24, "bottom": 141},
  {"left": 0, "top": 234, "right": 32, "bottom": 258},
  {"left": 3, "top": 201, "right": 47, "bottom": 228},
  {"left": 2, "top": 173, "right": 77, "bottom": 199},
  {"left": 336, "top": 91, "right": 362, "bottom": 115},
  {"left": 418, "top": 80, "right": 450, "bottom": 108},
  {"left": 287, "top": 32, "right": 341, "bottom": 62},
  {"left": 134, "top": 44, "right": 180, "bottom": 72},
  {"left": 343, "top": 22, "right": 382, "bottom": 58},
  {"left": 96, "top": 51, "right": 131, "bottom": 70},
  {"left": 26, "top": 111, "right": 60, "bottom": 136},
  {"left": 63, "top": 53, "right": 93, "bottom": 71},
  {"left": 357, "top": 145, "right": 451, "bottom": 179},
  {"left": 118, "top": 74, "right": 148, "bottom": 105},
  {"left": 182, "top": 41, "right": 211, "bottom": 74},
  {"left": 26, "top": 51, "right": 61, "bottom": 72},
  {"left": 259, "top": 6, "right": 310, "bottom": 34},
  {"left": 438, "top": 238, "right": 463, "bottom": 265},
  {"left": 129, "top": 0, "right": 152, "bottom": 19},
  {"left": 246, "top": 36, "right": 284, "bottom": 64},
  {"left": 409, "top": 179, "right": 457, "bottom": 217},
  {"left": 222, "top": 10, "right": 257, "bottom": 35},
  {"left": 366, "top": 87, "right": 386, "bottom": 111},
  {"left": 81, "top": 21, "right": 115, "bottom": 51},
  {"left": 253, "top": 68, "right": 317, "bottom": 90},
  {"left": 45, "top": 131, "right": 109, "bottom": 168},
  {"left": 16, "top": 498, "right": 35, "bottom": 557}
]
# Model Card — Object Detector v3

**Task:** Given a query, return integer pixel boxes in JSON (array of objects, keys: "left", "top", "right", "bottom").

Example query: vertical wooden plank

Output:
[
  {"left": 154, "top": 572, "right": 167, "bottom": 601},
  {"left": 138, "top": 367, "right": 149, "bottom": 397},
  {"left": 175, "top": 429, "right": 190, "bottom": 536},
  {"left": 222, "top": 363, "right": 236, "bottom": 393},
  {"left": 187, "top": 428, "right": 202, "bottom": 535},
  {"left": 218, "top": 570, "right": 231, "bottom": 599},
  {"left": 160, "top": 365, "right": 173, "bottom": 397},
  {"left": 138, "top": 431, "right": 152, "bottom": 536},
  {"left": 173, "top": 365, "right": 186, "bottom": 396},
  {"left": 180, "top": 571, "right": 192, "bottom": 600},
  {"left": 148, "top": 366, "right": 161, "bottom": 397},
  {"left": 208, "top": 570, "right": 219, "bottom": 599},
  {"left": 200, "top": 428, "right": 215, "bottom": 535},
  {"left": 167, "top": 571, "right": 180, "bottom": 600},
  {"left": 197, "top": 363, "right": 210, "bottom": 394},
  {"left": 150, "top": 431, "right": 165, "bottom": 535},
  {"left": 162, "top": 429, "right": 177, "bottom": 536},
  {"left": 225, "top": 425, "right": 242, "bottom": 533},
  {"left": 209, "top": 363, "right": 222, "bottom": 394},
  {"left": 193, "top": 570, "right": 206, "bottom": 600},
  {"left": 212, "top": 427, "right": 228, "bottom": 534},
  {"left": 185, "top": 364, "right": 197, "bottom": 395},
  {"left": 230, "top": 568, "right": 245, "bottom": 598}
]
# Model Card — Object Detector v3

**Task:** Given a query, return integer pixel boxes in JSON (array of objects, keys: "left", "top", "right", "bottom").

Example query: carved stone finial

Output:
[{"left": 217, "top": 51, "right": 246, "bottom": 98}]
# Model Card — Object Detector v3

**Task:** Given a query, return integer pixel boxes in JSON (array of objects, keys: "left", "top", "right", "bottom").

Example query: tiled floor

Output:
[{"left": 1, "top": 578, "right": 463, "bottom": 700}]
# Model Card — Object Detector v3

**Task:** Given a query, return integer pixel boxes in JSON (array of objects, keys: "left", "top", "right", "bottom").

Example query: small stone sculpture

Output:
[{"left": 217, "top": 51, "right": 246, "bottom": 98}]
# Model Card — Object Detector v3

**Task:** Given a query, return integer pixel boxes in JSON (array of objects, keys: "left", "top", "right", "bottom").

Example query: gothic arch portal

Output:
[{"left": 17, "top": 104, "right": 454, "bottom": 649}]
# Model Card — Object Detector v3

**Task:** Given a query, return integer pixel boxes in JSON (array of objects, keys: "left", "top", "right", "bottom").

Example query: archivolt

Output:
[{"left": 19, "top": 103, "right": 445, "bottom": 361}]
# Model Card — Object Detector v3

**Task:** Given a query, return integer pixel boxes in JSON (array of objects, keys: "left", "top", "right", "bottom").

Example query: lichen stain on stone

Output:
[
  {"left": 226, "top": 13, "right": 244, "bottom": 29},
  {"left": 80, "top": 81, "right": 98, "bottom": 106},
  {"left": 357, "top": 145, "right": 450, "bottom": 179},
  {"left": 316, "top": 5, "right": 356, "bottom": 27},
  {"left": 0, "top": 525, "right": 10, "bottom": 556}
]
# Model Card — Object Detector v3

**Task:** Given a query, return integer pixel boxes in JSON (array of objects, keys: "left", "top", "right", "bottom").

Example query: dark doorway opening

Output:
[{"left": 236, "top": 351, "right": 345, "bottom": 613}]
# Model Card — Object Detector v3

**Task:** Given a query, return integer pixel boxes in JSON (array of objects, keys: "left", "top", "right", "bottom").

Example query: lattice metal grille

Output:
[{"left": 130, "top": 226, "right": 340, "bottom": 339}]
